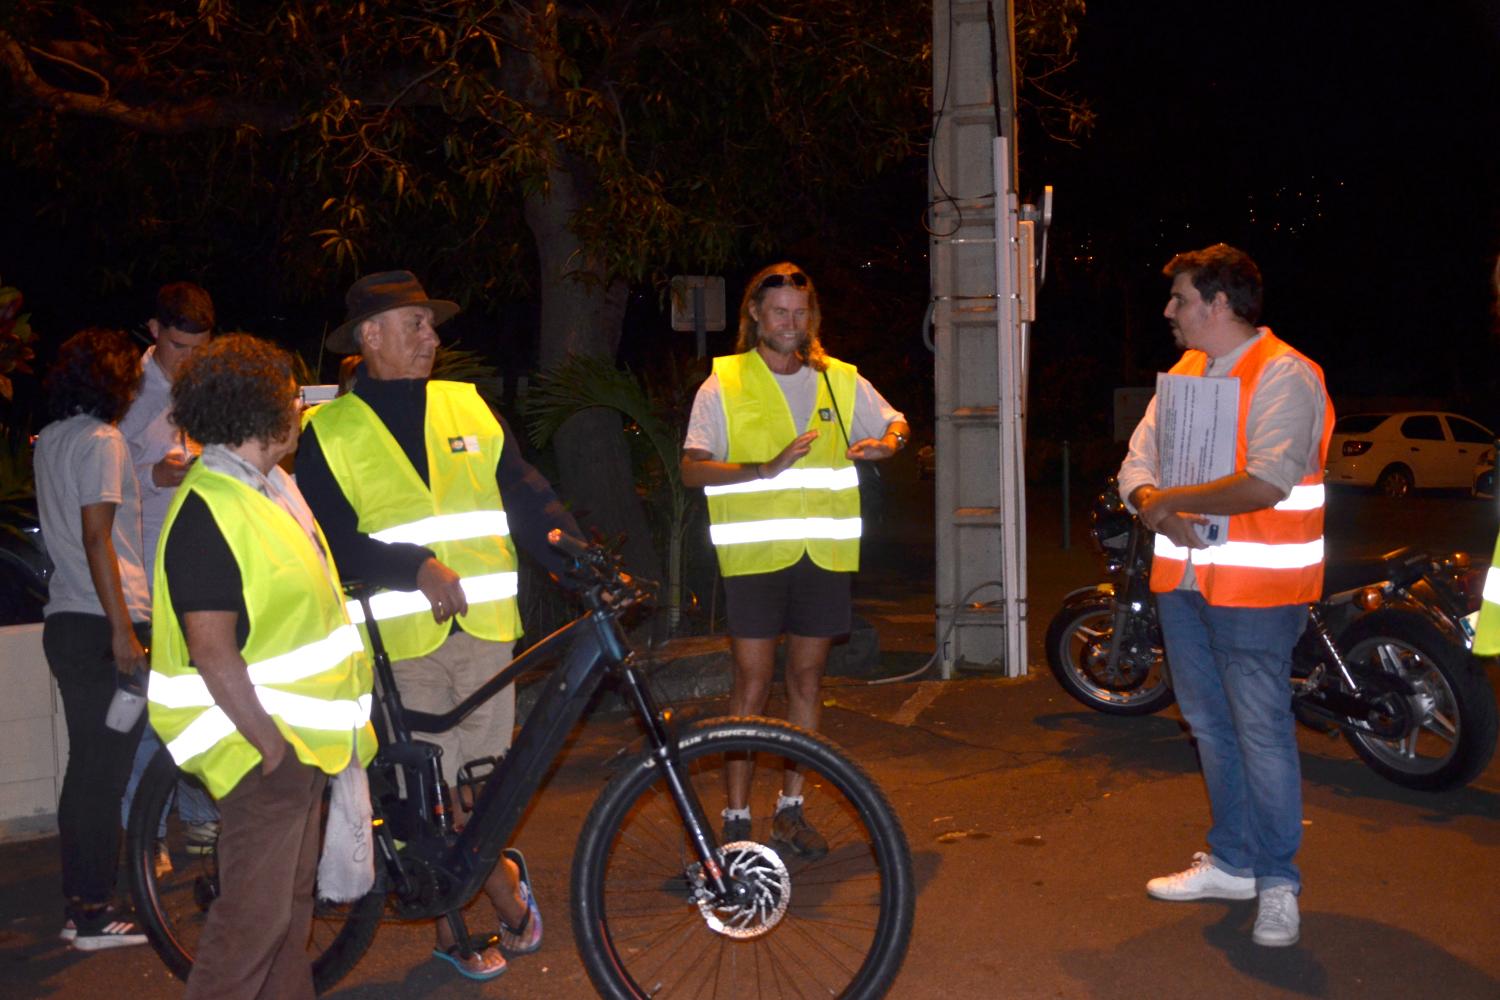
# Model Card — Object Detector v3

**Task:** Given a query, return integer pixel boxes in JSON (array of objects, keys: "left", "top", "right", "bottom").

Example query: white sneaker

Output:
[
  {"left": 1146, "top": 852, "right": 1256, "bottom": 901},
  {"left": 1252, "top": 886, "right": 1300, "bottom": 947}
]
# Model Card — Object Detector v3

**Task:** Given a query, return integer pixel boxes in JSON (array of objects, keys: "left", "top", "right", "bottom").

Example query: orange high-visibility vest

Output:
[{"left": 1148, "top": 329, "right": 1335, "bottom": 608}]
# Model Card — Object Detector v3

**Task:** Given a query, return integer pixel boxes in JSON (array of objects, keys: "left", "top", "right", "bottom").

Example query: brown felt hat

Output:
[{"left": 325, "top": 271, "right": 459, "bottom": 354}]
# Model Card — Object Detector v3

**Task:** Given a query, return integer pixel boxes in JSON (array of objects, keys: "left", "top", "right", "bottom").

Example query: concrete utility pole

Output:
[{"left": 930, "top": 0, "right": 1045, "bottom": 677}]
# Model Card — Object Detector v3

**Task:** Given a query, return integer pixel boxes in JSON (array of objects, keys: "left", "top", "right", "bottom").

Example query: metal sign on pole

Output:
[{"left": 669, "top": 276, "right": 726, "bottom": 358}]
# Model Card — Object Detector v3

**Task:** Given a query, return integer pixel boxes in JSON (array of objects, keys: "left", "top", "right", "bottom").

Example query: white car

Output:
[{"left": 1325, "top": 411, "right": 1496, "bottom": 497}]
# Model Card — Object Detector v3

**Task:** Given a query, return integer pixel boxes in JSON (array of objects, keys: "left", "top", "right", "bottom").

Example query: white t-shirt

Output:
[
  {"left": 683, "top": 365, "right": 905, "bottom": 460},
  {"left": 118, "top": 346, "right": 195, "bottom": 582},
  {"left": 33, "top": 414, "right": 152, "bottom": 620}
]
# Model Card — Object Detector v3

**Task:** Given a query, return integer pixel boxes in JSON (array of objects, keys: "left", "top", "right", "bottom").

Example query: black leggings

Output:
[{"left": 44, "top": 613, "right": 149, "bottom": 905}]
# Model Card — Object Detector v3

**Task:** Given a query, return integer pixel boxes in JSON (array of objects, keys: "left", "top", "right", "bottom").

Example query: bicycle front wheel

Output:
[
  {"left": 571, "top": 717, "right": 914, "bottom": 1000},
  {"left": 125, "top": 748, "right": 385, "bottom": 993}
]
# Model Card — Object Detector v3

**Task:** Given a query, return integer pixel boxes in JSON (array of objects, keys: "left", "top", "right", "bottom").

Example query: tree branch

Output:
[{"left": 0, "top": 29, "right": 296, "bottom": 135}]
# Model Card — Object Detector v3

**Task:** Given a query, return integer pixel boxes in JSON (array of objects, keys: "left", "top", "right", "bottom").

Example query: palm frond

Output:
[
  {"left": 432, "top": 346, "right": 505, "bottom": 410},
  {"left": 527, "top": 354, "right": 680, "bottom": 483}
]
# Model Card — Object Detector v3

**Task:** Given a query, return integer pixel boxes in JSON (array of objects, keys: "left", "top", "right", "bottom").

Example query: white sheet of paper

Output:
[{"left": 1155, "top": 373, "right": 1239, "bottom": 545}]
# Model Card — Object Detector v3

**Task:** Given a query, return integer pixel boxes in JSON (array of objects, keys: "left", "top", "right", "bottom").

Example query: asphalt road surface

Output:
[{"left": 4, "top": 480, "right": 1498, "bottom": 999}]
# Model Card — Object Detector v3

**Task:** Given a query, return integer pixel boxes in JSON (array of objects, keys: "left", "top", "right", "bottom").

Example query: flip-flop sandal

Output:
[
  {"left": 432, "top": 942, "right": 507, "bottom": 981},
  {"left": 497, "top": 847, "right": 544, "bottom": 955}
]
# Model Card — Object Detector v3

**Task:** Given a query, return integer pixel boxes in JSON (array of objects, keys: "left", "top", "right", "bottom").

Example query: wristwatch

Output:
[{"left": 891, "top": 431, "right": 907, "bottom": 450}]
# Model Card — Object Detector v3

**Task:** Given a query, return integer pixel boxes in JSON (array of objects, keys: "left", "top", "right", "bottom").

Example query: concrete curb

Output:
[{"left": 515, "top": 615, "right": 882, "bottom": 721}]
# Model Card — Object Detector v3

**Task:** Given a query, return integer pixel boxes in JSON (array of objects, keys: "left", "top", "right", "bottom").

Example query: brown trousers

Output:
[{"left": 186, "top": 757, "right": 327, "bottom": 1000}]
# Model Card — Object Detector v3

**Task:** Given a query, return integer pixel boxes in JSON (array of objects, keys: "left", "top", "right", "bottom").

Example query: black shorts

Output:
[{"left": 723, "top": 555, "right": 852, "bottom": 638}]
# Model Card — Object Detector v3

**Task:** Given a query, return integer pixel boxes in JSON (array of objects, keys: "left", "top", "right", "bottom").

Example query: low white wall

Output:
[{"left": 0, "top": 623, "right": 66, "bottom": 842}]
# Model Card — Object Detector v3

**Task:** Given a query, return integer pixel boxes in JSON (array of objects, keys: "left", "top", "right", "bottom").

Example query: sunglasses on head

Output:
[{"left": 757, "top": 271, "right": 809, "bottom": 292}]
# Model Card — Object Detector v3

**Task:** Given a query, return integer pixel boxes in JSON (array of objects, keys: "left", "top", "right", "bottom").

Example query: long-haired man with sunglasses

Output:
[{"left": 681, "top": 261, "right": 909, "bottom": 858}]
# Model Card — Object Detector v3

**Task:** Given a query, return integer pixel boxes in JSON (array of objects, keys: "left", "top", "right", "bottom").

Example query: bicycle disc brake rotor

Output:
[{"left": 692, "top": 842, "right": 791, "bottom": 939}]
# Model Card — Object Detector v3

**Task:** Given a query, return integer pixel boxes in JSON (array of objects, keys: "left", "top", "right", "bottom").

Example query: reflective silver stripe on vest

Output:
[
  {"left": 1482, "top": 566, "right": 1500, "bottom": 605},
  {"left": 1273, "top": 484, "right": 1325, "bottom": 512},
  {"left": 343, "top": 571, "right": 520, "bottom": 624},
  {"left": 1153, "top": 534, "right": 1324, "bottom": 570},
  {"left": 161, "top": 693, "right": 373, "bottom": 765},
  {"left": 369, "top": 510, "right": 510, "bottom": 546},
  {"left": 703, "top": 466, "right": 860, "bottom": 496},
  {"left": 709, "top": 517, "right": 863, "bottom": 546},
  {"left": 147, "top": 623, "right": 365, "bottom": 709}
]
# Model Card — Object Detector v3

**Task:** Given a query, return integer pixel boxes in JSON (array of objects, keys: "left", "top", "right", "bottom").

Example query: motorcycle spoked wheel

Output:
[
  {"left": 1337, "top": 609, "right": 1499, "bottom": 790},
  {"left": 1045, "top": 594, "right": 1175, "bottom": 716}
]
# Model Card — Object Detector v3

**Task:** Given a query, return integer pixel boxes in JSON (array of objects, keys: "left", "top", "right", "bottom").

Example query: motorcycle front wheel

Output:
[
  {"left": 1045, "top": 594, "right": 1175, "bottom": 715},
  {"left": 1338, "top": 609, "right": 1499, "bottom": 790}
]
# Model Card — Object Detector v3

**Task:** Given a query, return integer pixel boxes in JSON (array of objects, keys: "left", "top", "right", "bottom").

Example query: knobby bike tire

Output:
[
  {"left": 571, "top": 717, "right": 915, "bottom": 1000},
  {"left": 125, "top": 748, "right": 386, "bottom": 993}
]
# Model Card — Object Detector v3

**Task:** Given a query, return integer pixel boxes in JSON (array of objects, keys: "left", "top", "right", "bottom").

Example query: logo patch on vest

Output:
[
  {"left": 818, "top": 408, "right": 832, "bottom": 422},
  {"left": 447, "top": 435, "right": 481, "bottom": 454}
]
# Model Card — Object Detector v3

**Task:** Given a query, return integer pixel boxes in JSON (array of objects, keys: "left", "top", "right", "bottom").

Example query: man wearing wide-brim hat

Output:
[{"left": 297, "top": 270, "right": 575, "bottom": 979}]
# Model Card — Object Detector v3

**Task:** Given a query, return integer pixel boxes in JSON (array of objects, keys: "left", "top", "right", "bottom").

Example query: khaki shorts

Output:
[{"left": 389, "top": 629, "right": 516, "bottom": 785}]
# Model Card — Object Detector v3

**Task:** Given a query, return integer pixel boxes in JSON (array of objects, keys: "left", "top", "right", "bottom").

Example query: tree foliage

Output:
[
  {"left": 1, "top": 0, "right": 1090, "bottom": 586},
  {"left": 0, "top": 1, "right": 938, "bottom": 307},
  {"left": 1, "top": 2, "right": 1089, "bottom": 303}
]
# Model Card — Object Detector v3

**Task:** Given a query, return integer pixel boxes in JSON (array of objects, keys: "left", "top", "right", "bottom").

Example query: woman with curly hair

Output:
[
  {"left": 147, "top": 334, "right": 375, "bottom": 1000},
  {"left": 33, "top": 327, "right": 152, "bottom": 950}
]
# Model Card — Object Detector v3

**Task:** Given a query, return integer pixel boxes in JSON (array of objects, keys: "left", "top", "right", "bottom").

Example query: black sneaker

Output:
[
  {"left": 770, "top": 804, "right": 828, "bottom": 861},
  {"left": 70, "top": 903, "right": 148, "bottom": 951},
  {"left": 721, "top": 815, "right": 751, "bottom": 844}
]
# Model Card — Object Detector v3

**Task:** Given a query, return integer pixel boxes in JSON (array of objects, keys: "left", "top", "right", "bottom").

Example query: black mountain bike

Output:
[{"left": 126, "top": 533, "right": 915, "bottom": 998}]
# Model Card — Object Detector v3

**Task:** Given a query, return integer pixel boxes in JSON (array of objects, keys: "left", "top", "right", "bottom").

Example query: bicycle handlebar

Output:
[{"left": 547, "top": 529, "right": 656, "bottom": 613}]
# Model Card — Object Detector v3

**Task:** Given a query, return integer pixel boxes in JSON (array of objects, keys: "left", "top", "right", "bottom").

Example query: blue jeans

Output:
[
  {"left": 122, "top": 726, "right": 220, "bottom": 834},
  {"left": 1156, "top": 591, "right": 1306, "bottom": 893}
]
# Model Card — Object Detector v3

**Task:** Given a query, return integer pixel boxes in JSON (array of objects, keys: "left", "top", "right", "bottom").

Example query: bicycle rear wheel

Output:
[
  {"left": 125, "top": 748, "right": 385, "bottom": 993},
  {"left": 571, "top": 718, "right": 914, "bottom": 999}
]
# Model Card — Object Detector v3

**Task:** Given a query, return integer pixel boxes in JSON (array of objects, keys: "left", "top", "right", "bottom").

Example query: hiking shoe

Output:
[
  {"left": 153, "top": 842, "right": 173, "bottom": 879},
  {"left": 184, "top": 820, "right": 221, "bottom": 856},
  {"left": 70, "top": 904, "right": 148, "bottom": 951},
  {"left": 1146, "top": 853, "right": 1256, "bottom": 901},
  {"left": 770, "top": 804, "right": 828, "bottom": 861},
  {"left": 1252, "top": 886, "right": 1300, "bottom": 947},
  {"left": 721, "top": 815, "right": 751, "bottom": 844},
  {"left": 498, "top": 848, "right": 543, "bottom": 955}
]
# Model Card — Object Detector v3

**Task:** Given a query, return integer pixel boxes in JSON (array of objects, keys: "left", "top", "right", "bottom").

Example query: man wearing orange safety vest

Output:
[
  {"left": 682, "top": 262, "right": 909, "bottom": 860},
  {"left": 1117, "top": 245, "right": 1334, "bottom": 949}
]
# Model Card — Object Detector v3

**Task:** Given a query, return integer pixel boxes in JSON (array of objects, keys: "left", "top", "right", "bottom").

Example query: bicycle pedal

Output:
[{"left": 455, "top": 755, "right": 500, "bottom": 812}]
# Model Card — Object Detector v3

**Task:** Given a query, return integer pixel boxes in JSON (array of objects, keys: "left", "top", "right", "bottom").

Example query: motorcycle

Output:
[{"left": 1046, "top": 480, "right": 1499, "bottom": 790}]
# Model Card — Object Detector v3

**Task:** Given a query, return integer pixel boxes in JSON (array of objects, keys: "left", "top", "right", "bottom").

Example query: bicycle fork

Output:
[{"left": 615, "top": 661, "right": 740, "bottom": 901}]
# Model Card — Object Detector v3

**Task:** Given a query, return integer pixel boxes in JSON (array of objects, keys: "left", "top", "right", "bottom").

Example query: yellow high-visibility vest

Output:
[
  {"left": 147, "top": 465, "right": 376, "bottom": 800},
  {"left": 307, "top": 381, "right": 522, "bottom": 659},
  {"left": 705, "top": 351, "right": 861, "bottom": 577},
  {"left": 1473, "top": 535, "right": 1500, "bottom": 655}
]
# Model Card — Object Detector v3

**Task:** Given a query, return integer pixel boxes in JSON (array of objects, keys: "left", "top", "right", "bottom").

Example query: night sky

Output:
[{"left": 1029, "top": 0, "right": 1500, "bottom": 425}]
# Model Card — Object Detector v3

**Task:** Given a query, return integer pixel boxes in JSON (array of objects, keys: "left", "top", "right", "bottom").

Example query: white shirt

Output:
[
  {"left": 683, "top": 364, "right": 905, "bottom": 460},
  {"left": 118, "top": 347, "right": 196, "bottom": 581},
  {"left": 1118, "top": 329, "right": 1327, "bottom": 508},
  {"left": 1116, "top": 329, "right": 1329, "bottom": 593},
  {"left": 33, "top": 415, "right": 152, "bottom": 620}
]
